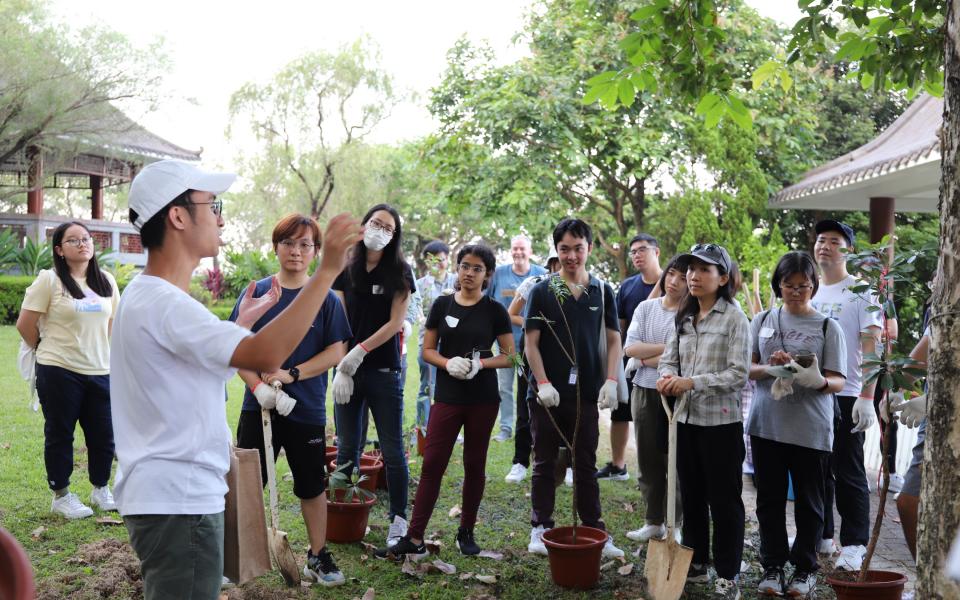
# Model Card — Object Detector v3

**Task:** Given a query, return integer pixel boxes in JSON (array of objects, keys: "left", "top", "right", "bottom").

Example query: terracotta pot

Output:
[
  {"left": 0, "top": 527, "right": 34, "bottom": 600},
  {"left": 326, "top": 489, "right": 376, "bottom": 543},
  {"left": 363, "top": 450, "right": 389, "bottom": 490},
  {"left": 826, "top": 570, "right": 908, "bottom": 600},
  {"left": 328, "top": 456, "right": 383, "bottom": 493},
  {"left": 541, "top": 525, "right": 607, "bottom": 589},
  {"left": 325, "top": 446, "right": 338, "bottom": 474}
]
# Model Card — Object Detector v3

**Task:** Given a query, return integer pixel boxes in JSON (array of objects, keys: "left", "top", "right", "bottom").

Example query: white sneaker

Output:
[
  {"left": 528, "top": 525, "right": 549, "bottom": 555},
  {"left": 602, "top": 535, "right": 624, "bottom": 559},
  {"left": 505, "top": 463, "right": 528, "bottom": 484},
  {"left": 818, "top": 538, "right": 837, "bottom": 555},
  {"left": 888, "top": 474, "right": 905, "bottom": 494},
  {"left": 835, "top": 544, "right": 866, "bottom": 571},
  {"left": 51, "top": 492, "right": 93, "bottom": 519},
  {"left": 564, "top": 467, "right": 573, "bottom": 487},
  {"left": 386, "top": 515, "right": 408, "bottom": 548},
  {"left": 90, "top": 486, "right": 117, "bottom": 511},
  {"left": 626, "top": 523, "right": 665, "bottom": 542}
]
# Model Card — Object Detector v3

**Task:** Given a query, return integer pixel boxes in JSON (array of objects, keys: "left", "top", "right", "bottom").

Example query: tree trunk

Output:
[{"left": 917, "top": 2, "right": 960, "bottom": 596}]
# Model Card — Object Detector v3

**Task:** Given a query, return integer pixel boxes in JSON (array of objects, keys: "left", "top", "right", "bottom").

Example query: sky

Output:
[{"left": 52, "top": 0, "right": 805, "bottom": 171}]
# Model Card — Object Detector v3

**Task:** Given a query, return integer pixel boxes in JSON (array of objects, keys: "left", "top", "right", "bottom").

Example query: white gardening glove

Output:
[
  {"left": 337, "top": 344, "right": 368, "bottom": 377},
  {"left": 891, "top": 394, "right": 926, "bottom": 428},
  {"left": 850, "top": 396, "right": 876, "bottom": 433},
  {"left": 252, "top": 382, "right": 277, "bottom": 410},
  {"left": 597, "top": 379, "right": 618, "bottom": 410},
  {"left": 536, "top": 381, "right": 560, "bottom": 408},
  {"left": 625, "top": 358, "right": 640, "bottom": 378},
  {"left": 791, "top": 356, "right": 827, "bottom": 390},
  {"left": 466, "top": 354, "right": 482, "bottom": 379},
  {"left": 274, "top": 388, "right": 297, "bottom": 417},
  {"left": 771, "top": 376, "right": 795, "bottom": 400},
  {"left": 445, "top": 356, "right": 472, "bottom": 379},
  {"left": 764, "top": 364, "right": 797, "bottom": 379},
  {"left": 332, "top": 370, "right": 354, "bottom": 405},
  {"left": 402, "top": 320, "right": 413, "bottom": 339},
  {"left": 879, "top": 392, "right": 900, "bottom": 423}
]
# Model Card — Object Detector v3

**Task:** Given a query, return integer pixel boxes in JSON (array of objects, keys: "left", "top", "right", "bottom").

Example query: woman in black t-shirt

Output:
[{"left": 375, "top": 244, "right": 513, "bottom": 560}]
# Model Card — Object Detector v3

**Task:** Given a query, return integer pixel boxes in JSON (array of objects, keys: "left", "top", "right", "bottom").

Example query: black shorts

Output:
[
  {"left": 236, "top": 410, "right": 327, "bottom": 499},
  {"left": 611, "top": 381, "right": 634, "bottom": 422}
]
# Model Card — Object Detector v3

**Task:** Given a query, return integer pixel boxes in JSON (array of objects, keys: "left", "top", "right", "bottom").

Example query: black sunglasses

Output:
[{"left": 689, "top": 243, "right": 730, "bottom": 271}]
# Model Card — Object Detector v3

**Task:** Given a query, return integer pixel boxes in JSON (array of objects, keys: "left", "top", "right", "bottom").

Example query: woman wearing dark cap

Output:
[{"left": 657, "top": 243, "right": 750, "bottom": 599}]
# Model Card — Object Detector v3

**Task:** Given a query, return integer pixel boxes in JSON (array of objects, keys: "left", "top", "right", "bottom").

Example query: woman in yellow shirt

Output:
[{"left": 17, "top": 221, "right": 120, "bottom": 519}]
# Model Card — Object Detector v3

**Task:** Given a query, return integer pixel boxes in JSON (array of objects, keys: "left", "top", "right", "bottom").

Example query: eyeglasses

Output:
[
  {"left": 191, "top": 199, "right": 223, "bottom": 217},
  {"left": 629, "top": 246, "right": 655, "bottom": 256},
  {"left": 62, "top": 237, "right": 93, "bottom": 248},
  {"left": 780, "top": 283, "right": 815, "bottom": 294},
  {"left": 367, "top": 219, "right": 395, "bottom": 236},
  {"left": 457, "top": 263, "right": 485, "bottom": 274},
  {"left": 278, "top": 239, "right": 316, "bottom": 251}
]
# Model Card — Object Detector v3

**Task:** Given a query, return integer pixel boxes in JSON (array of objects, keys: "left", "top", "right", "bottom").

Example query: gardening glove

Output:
[
  {"left": 624, "top": 358, "right": 640, "bottom": 378},
  {"left": 332, "top": 370, "right": 354, "bottom": 405},
  {"left": 891, "top": 394, "right": 926, "bottom": 428},
  {"left": 764, "top": 364, "right": 797, "bottom": 379},
  {"left": 252, "top": 382, "right": 277, "bottom": 410},
  {"left": 337, "top": 344, "right": 368, "bottom": 377},
  {"left": 879, "top": 392, "right": 900, "bottom": 423},
  {"left": 466, "top": 353, "right": 482, "bottom": 379},
  {"left": 536, "top": 381, "right": 560, "bottom": 408},
  {"left": 402, "top": 320, "right": 413, "bottom": 339},
  {"left": 791, "top": 356, "right": 827, "bottom": 389},
  {"left": 274, "top": 388, "right": 297, "bottom": 417},
  {"left": 445, "top": 356, "right": 472, "bottom": 379},
  {"left": 771, "top": 376, "right": 795, "bottom": 400},
  {"left": 597, "top": 378, "right": 619, "bottom": 410},
  {"left": 850, "top": 396, "right": 876, "bottom": 433}
]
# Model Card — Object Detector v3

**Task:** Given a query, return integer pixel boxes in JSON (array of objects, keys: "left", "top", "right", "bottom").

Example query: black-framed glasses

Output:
[
  {"left": 367, "top": 219, "right": 395, "bottom": 236},
  {"left": 191, "top": 199, "right": 223, "bottom": 217},
  {"left": 629, "top": 246, "right": 655, "bottom": 256},
  {"left": 780, "top": 283, "right": 814, "bottom": 294},
  {"left": 278, "top": 239, "right": 316, "bottom": 251},
  {"left": 62, "top": 236, "right": 93, "bottom": 248},
  {"left": 457, "top": 263, "right": 485, "bottom": 274}
]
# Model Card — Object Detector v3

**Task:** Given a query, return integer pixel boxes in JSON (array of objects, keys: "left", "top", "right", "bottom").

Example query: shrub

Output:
[
  {"left": 223, "top": 249, "right": 278, "bottom": 298},
  {"left": 203, "top": 267, "right": 226, "bottom": 301},
  {"left": 0, "top": 275, "right": 37, "bottom": 324},
  {"left": 209, "top": 300, "right": 237, "bottom": 321}
]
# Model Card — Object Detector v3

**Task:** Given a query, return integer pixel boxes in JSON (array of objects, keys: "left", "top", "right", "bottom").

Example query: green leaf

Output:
[
  {"left": 835, "top": 38, "right": 865, "bottom": 61},
  {"left": 725, "top": 95, "right": 753, "bottom": 130},
  {"left": 695, "top": 92, "right": 723, "bottom": 115},
  {"left": 582, "top": 81, "right": 610, "bottom": 105},
  {"left": 630, "top": 4, "right": 661, "bottom": 21},
  {"left": 924, "top": 79, "right": 945, "bottom": 97},
  {"left": 860, "top": 71, "right": 876, "bottom": 90},
  {"left": 618, "top": 79, "right": 636, "bottom": 108},
  {"left": 586, "top": 71, "right": 617, "bottom": 86},
  {"left": 751, "top": 60, "right": 779, "bottom": 89},
  {"left": 600, "top": 82, "right": 620, "bottom": 109},
  {"left": 779, "top": 70, "right": 793, "bottom": 92}
]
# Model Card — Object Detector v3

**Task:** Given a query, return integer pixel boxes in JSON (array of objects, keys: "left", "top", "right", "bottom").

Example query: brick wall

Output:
[{"left": 120, "top": 233, "right": 142, "bottom": 254}]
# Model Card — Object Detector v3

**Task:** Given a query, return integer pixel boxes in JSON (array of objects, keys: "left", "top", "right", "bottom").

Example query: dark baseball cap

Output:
[
  {"left": 815, "top": 219, "right": 855, "bottom": 246},
  {"left": 679, "top": 243, "right": 732, "bottom": 273}
]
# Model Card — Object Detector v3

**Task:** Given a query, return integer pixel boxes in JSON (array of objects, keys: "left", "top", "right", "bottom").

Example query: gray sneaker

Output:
[
  {"left": 786, "top": 570, "right": 817, "bottom": 597},
  {"left": 714, "top": 576, "right": 740, "bottom": 599},
  {"left": 493, "top": 430, "right": 511, "bottom": 442},
  {"left": 303, "top": 547, "right": 345, "bottom": 587},
  {"left": 757, "top": 566, "right": 784, "bottom": 596}
]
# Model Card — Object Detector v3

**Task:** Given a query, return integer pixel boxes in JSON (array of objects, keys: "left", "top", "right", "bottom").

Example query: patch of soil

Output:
[
  {"left": 222, "top": 581, "right": 310, "bottom": 600},
  {"left": 36, "top": 538, "right": 142, "bottom": 600}
]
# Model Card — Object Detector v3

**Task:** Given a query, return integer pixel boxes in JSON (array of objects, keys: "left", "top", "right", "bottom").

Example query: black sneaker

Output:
[
  {"left": 595, "top": 462, "right": 629, "bottom": 481},
  {"left": 786, "top": 569, "right": 817, "bottom": 597},
  {"left": 757, "top": 565, "right": 785, "bottom": 596},
  {"left": 373, "top": 535, "right": 427, "bottom": 561},
  {"left": 302, "top": 547, "right": 345, "bottom": 587},
  {"left": 687, "top": 562, "right": 710, "bottom": 583},
  {"left": 456, "top": 527, "right": 481, "bottom": 556}
]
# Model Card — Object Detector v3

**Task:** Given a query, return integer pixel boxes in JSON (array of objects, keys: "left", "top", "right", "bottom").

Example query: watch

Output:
[{"left": 288, "top": 367, "right": 300, "bottom": 383}]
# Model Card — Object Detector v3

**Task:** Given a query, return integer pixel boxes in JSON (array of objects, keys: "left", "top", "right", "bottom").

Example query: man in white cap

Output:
[{"left": 110, "top": 159, "right": 361, "bottom": 600}]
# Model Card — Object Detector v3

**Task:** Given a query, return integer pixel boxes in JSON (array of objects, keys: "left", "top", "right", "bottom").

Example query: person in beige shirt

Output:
[{"left": 17, "top": 221, "right": 120, "bottom": 520}]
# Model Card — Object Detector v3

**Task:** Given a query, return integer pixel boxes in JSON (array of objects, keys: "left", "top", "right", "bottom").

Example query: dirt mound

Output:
[{"left": 36, "top": 538, "right": 142, "bottom": 600}]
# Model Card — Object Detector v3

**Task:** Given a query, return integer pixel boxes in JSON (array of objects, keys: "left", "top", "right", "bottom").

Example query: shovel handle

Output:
[
  {"left": 261, "top": 407, "right": 281, "bottom": 531},
  {"left": 660, "top": 395, "right": 686, "bottom": 541}
]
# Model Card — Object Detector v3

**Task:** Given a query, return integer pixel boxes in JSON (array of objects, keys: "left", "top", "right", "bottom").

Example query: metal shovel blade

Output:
[
  {"left": 644, "top": 535, "right": 693, "bottom": 600},
  {"left": 269, "top": 526, "right": 300, "bottom": 587}
]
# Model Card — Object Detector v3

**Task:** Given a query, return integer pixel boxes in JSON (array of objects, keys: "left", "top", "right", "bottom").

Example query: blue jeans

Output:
[
  {"left": 335, "top": 367, "right": 408, "bottom": 520},
  {"left": 416, "top": 348, "right": 435, "bottom": 431},
  {"left": 496, "top": 362, "right": 515, "bottom": 435}
]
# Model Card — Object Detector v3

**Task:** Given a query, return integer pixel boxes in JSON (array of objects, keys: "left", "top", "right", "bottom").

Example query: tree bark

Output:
[{"left": 917, "top": 2, "right": 960, "bottom": 596}]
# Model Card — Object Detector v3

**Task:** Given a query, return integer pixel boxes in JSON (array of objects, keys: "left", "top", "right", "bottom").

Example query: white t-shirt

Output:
[
  {"left": 811, "top": 275, "right": 882, "bottom": 397},
  {"left": 110, "top": 274, "right": 250, "bottom": 516},
  {"left": 624, "top": 297, "right": 677, "bottom": 389}
]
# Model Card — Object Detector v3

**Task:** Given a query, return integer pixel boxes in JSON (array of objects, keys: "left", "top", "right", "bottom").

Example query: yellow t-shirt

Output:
[{"left": 21, "top": 269, "right": 120, "bottom": 375}]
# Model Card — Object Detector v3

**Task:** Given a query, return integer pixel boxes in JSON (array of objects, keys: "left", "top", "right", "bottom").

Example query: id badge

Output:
[
  {"left": 445, "top": 315, "right": 460, "bottom": 328},
  {"left": 759, "top": 327, "right": 775, "bottom": 338},
  {"left": 568, "top": 367, "right": 578, "bottom": 385},
  {"left": 372, "top": 285, "right": 384, "bottom": 295}
]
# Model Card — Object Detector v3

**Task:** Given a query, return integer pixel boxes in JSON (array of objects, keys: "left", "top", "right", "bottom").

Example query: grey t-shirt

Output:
[{"left": 746, "top": 308, "right": 848, "bottom": 451}]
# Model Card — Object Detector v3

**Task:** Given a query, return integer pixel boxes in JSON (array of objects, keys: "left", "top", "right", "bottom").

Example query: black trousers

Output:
[
  {"left": 36, "top": 363, "right": 114, "bottom": 491},
  {"left": 822, "top": 396, "right": 870, "bottom": 546},
  {"left": 752, "top": 436, "right": 830, "bottom": 572},
  {"left": 512, "top": 366, "right": 533, "bottom": 467},
  {"left": 677, "top": 421, "right": 745, "bottom": 580}
]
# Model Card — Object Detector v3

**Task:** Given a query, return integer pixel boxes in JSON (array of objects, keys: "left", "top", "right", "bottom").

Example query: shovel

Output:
[
  {"left": 644, "top": 395, "right": 693, "bottom": 600},
  {"left": 261, "top": 392, "right": 300, "bottom": 586}
]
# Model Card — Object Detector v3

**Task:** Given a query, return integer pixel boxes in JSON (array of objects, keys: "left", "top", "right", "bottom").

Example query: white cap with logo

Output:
[{"left": 128, "top": 160, "right": 236, "bottom": 231}]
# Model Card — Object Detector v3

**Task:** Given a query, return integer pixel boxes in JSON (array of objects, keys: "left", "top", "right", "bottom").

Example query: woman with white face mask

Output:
[{"left": 330, "top": 203, "right": 415, "bottom": 549}]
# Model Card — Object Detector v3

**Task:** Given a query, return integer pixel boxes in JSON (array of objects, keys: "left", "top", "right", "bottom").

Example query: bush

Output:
[
  {"left": 223, "top": 249, "right": 278, "bottom": 298},
  {"left": 0, "top": 275, "right": 37, "bottom": 324},
  {"left": 209, "top": 300, "right": 237, "bottom": 321}
]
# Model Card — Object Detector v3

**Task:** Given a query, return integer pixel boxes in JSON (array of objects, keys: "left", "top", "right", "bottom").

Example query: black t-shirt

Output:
[
  {"left": 525, "top": 275, "right": 618, "bottom": 401},
  {"left": 333, "top": 261, "right": 416, "bottom": 370},
  {"left": 425, "top": 294, "right": 512, "bottom": 405}
]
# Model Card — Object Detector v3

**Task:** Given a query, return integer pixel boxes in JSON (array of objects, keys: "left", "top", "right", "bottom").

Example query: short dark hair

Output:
[
  {"left": 422, "top": 240, "right": 449, "bottom": 257},
  {"left": 456, "top": 243, "right": 497, "bottom": 290},
  {"left": 552, "top": 218, "right": 592, "bottom": 248},
  {"left": 272, "top": 213, "right": 320, "bottom": 252},
  {"left": 629, "top": 233, "right": 658, "bottom": 248},
  {"left": 771, "top": 251, "right": 819, "bottom": 299},
  {"left": 130, "top": 190, "right": 196, "bottom": 250}
]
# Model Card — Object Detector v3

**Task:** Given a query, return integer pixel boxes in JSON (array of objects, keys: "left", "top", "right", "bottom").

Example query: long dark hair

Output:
[
  {"left": 51, "top": 221, "right": 113, "bottom": 299},
  {"left": 657, "top": 255, "right": 687, "bottom": 295},
  {"left": 347, "top": 203, "right": 411, "bottom": 298},
  {"left": 675, "top": 255, "right": 737, "bottom": 329}
]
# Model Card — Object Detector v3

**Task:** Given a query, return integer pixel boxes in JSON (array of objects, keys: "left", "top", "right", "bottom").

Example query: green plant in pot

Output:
[
  {"left": 825, "top": 236, "right": 929, "bottom": 599},
  {"left": 325, "top": 461, "right": 377, "bottom": 544}
]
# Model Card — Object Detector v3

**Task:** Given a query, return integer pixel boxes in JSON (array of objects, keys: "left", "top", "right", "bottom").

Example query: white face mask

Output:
[{"left": 364, "top": 228, "right": 392, "bottom": 252}]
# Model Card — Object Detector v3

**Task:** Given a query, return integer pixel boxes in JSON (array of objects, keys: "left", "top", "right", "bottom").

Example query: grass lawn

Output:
[{"left": 0, "top": 324, "right": 829, "bottom": 599}]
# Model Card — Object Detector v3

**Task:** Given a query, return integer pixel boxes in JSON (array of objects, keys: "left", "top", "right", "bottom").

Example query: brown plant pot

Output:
[
  {"left": 363, "top": 450, "right": 389, "bottom": 490},
  {"left": 326, "top": 489, "right": 377, "bottom": 543},
  {"left": 541, "top": 525, "right": 607, "bottom": 589},
  {"left": 328, "top": 456, "right": 383, "bottom": 493},
  {"left": 325, "top": 446, "right": 338, "bottom": 474},
  {"left": 826, "top": 569, "right": 908, "bottom": 600}
]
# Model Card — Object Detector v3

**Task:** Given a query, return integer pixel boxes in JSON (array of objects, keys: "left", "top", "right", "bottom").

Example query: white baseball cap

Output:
[{"left": 128, "top": 160, "right": 237, "bottom": 230}]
